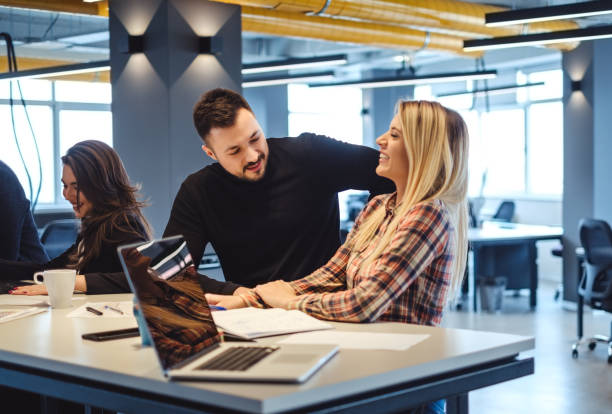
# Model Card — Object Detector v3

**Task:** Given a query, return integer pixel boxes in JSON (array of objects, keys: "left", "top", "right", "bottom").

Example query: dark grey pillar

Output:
[
  {"left": 562, "top": 38, "right": 612, "bottom": 302},
  {"left": 244, "top": 85, "right": 289, "bottom": 138},
  {"left": 362, "top": 83, "right": 414, "bottom": 149},
  {"left": 109, "top": 0, "right": 241, "bottom": 236}
]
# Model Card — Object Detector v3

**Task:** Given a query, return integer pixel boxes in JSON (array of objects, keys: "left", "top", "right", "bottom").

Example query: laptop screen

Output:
[{"left": 118, "top": 236, "right": 222, "bottom": 370}]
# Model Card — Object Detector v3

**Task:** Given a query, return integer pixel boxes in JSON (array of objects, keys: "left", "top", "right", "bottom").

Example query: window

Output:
[
  {"left": 288, "top": 84, "right": 363, "bottom": 145},
  {"left": 55, "top": 80, "right": 112, "bottom": 104},
  {"left": 481, "top": 109, "right": 526, "bottom": 196},
  {"left": 527, "top": 102, "right": 563, "bottom": 195},
  {"left": 0, "top": 104, "right": 54, "bottom": 204},
  {"left": 0, "top": 79, "right": 112, "bottom": 208},
  {"left": 59, "top": 111, "right": 113, "bottom": 156},
  {"left": 288, "top": 84, "right": 364, "bottom": 220},
  {"left": 432, "top": 69, "right": 563, "bottom": 199}
]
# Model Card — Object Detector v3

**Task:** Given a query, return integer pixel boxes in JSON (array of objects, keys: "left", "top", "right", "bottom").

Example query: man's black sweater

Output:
[{"left": 163, "top": 134, "right": 395, "bottom": 294}]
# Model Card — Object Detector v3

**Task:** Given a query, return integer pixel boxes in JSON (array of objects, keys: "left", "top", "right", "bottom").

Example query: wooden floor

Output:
[{"left": 442, "top": 280, "right": 612, "bottom": 414}]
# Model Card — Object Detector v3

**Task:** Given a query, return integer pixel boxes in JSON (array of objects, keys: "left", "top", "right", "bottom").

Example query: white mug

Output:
[{"left": 33, "top": 269, "right": 76, "bottom": 309}]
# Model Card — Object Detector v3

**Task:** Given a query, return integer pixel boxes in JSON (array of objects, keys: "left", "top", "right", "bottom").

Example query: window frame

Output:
[{"left": 0, "top": 81, "right": 111, "bottom": 208}]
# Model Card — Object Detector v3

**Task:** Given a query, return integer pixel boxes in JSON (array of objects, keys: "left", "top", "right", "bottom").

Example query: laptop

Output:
[{"left": 117, "top": 235, "right": 338, "bottom": 383}]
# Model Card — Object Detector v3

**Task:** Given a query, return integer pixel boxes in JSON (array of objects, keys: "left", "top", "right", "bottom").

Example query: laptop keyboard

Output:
[{"left": 197, "top": 346, "right": 278, "bottom": 371}]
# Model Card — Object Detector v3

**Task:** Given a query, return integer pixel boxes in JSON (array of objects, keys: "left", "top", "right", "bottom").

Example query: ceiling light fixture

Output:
[
  {"left": 243, "top": 71, "right": 336, "bottom": 88},
  {"left": 242, "top": 54, "right": 347, "bottom": 75},
  {"left": 464, "top": 24, "right": 612, "bottom": 51},
  {"left": 437, "top": 82, "right": 545, "bottom": 98},
  {"left": 308, "top": 70, "right": 497, "bottom": 89},
  {"left": 485, "top": 1, "right": 612, "bottom": 27},
  {"left": 0, "top": 60, "right": 110, "bottom": 81}
]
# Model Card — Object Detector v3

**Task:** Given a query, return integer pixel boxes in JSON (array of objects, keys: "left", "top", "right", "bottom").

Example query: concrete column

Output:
[
  {"left": 108, "top": 0, "right": 241, "bottom": 236},
  {"left": 562, "top": 38, "right": 612, "bottom": 302},
  {"left": 244, "top": 85, "right": 289, "bottom": 138}
]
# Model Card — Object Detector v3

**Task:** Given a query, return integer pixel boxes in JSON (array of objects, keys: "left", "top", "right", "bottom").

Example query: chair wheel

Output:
[
  {"left": 572, "top": 349, "right": 578, "bottom": 359},
  {"left": 588, "top": 342, "right": 597, "bottom": 351}
]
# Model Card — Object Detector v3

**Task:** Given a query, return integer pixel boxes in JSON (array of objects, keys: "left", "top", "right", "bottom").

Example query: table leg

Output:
[
  {"left": 446, "top": 393, "right": 469, "bottom": 414},
  {"left": 40, "top": 396, "right": 59, "bottom": 414},
  {"left": 528, "top": 242, "right": 538, "bottom": 309}
]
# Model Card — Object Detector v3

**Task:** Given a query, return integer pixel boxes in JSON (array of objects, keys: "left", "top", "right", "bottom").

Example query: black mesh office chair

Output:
[
  {"left": 572, "top": 218, "right": 612, "bottom": 364},
  {"left": 491, "top": 200, "right": 515, "bottom": 222},
  {"left": 39, "top": 219, "right": 80, "bottom": 260}
]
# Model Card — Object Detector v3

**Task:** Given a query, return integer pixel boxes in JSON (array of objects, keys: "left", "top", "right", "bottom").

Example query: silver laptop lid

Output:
[{"left": 118, "top": 235, "right": 222, "bottom": 371}]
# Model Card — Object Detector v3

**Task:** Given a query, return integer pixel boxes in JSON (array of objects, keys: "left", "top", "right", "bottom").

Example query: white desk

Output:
[
  {"left": 468, "top": 222, "right": 563, "bottom": 244},
  {"left": 0, "top": 294, "right": 534, "bottom": 414},
  {"left": 467, "top": 222, "right": 563, "bottom": 311}
]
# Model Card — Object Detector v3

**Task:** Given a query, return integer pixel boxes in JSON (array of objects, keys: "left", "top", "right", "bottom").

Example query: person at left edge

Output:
[
  {"left": 2, "top": 140, "right": 151, "bottom": 295},
  {"left": 0, "top": 160, "right": 49, "bottom": 264}
]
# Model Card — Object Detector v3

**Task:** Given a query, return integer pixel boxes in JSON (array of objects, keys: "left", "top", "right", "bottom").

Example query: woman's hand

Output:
[
  {"left": 205, "top": 294, "right": 246, "bottom": 310},
  {"left": 10, "top": 284, "right": 48, "bottom": 295},
  {"left": 10, "top": 275, "right": 86, "bottom": 295},
  {"left": 254, "top": 281, "right": 296, "bottom": 309}
]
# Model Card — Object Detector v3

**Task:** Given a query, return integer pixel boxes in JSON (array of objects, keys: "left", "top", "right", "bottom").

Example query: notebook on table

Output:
[{"left": 117, "top": 235, "right": 338, "bottom": 383}]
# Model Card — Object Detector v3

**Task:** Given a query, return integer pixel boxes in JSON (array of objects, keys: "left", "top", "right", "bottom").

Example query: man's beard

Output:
[{"left": 239, "top": 153, "right": 266, "bottom": 182}]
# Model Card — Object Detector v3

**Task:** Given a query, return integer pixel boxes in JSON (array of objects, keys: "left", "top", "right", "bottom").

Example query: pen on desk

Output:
[
  {"left": 210, "top": 305, "right": 226, "bottom": 311},
  {"left": 86, "top": 306, "right": 103, "bottom": 316},
  {"left": 104, "top": 305, "right": 124, "bottom": 315}
]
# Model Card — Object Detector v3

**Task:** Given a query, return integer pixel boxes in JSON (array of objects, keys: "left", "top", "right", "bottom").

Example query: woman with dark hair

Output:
[{"left": 1, "top": 140, "right": 151, "bottom": 295}]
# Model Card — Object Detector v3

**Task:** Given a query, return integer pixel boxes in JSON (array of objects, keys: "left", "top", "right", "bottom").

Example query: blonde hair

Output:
[{"left": 349, "top": 100, "right": 469, "bottom": 302}]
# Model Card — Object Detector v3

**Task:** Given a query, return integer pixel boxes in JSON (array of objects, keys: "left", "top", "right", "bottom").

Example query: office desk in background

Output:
[
  {"left": 0, "top": 294, "right": 534, "bottom": 414},
  {"left": 467, "top": 222, "right": 563, "bottom": 312}
]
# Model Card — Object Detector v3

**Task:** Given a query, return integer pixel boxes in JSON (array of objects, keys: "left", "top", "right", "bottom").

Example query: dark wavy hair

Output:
[{"left": 61, "top": 140, "right": 151, "bottom": 270}]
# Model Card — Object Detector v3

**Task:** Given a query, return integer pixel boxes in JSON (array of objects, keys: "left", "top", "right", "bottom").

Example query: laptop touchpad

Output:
[{"left": 271, "top": 353, "right": 320, "bottom": 364}]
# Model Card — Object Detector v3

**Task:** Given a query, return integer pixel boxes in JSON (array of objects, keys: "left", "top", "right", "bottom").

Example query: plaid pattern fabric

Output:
[{"left": 242, "top": 194, "right": 454, "bottom": 326}]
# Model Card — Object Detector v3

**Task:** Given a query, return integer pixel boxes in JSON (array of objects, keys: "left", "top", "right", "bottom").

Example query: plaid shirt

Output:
[{"left": 242, "top": 193, "right": 454, "bottom": 326}]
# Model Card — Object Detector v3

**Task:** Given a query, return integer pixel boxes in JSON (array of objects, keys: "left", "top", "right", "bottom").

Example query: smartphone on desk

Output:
[{"left": 82, "top": 327, "right": 140, "bottom": 342}]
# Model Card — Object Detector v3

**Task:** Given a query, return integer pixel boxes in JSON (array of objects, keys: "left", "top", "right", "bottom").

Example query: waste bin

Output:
[{"left": 479, "top": 276, "right": 507, "bottom": 312}]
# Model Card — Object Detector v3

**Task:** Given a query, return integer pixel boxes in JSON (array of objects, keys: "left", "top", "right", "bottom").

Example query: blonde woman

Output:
[{"left": 208, "top": 100, "right": 468, "bottom": 331}]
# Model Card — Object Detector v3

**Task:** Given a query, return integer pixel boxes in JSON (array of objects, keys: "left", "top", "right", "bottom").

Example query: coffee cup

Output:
[{"left": 33, "top": 269, "right": 76, "bottom": 308}]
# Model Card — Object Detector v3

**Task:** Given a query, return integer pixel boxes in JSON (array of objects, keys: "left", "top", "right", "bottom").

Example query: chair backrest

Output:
[
  {"left": 40, "top": 219, "right": 80, "bottom": 260},
  {"left": 468, "top": 200, "right": 478, "bottom": 228},
  {"left": 492, "top": 201, "right": 515, "bottom": 222},
  {"left": 578, "top": 218, "right": 612, "bottom": 310}
]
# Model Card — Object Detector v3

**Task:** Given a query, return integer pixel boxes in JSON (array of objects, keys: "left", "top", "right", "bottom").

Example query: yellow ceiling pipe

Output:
[
  {"left": 0, "top": 57, "right": 109, "bottom": 82},
  {"left": 216, "top": 0, "right": 579, "bottom": 50},
  {"left": 242, "top": 6, "right": 479, "bottom": 57},
  {"left": 0, "top": 0, "right": 108, "bottom": 16}
]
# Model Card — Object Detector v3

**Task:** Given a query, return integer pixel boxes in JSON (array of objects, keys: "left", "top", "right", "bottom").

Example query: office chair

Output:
[
  {"left": 491, "top": 200, "right": 515, "bottom": 222},
  {"left": 572, "top": 218, "right": 612, "bottom": 364},
  {"left": 39, "top": 219, "right": 80, "bottom": 260}
]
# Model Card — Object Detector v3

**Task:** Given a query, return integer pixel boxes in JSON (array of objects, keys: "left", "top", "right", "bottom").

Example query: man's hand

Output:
[
  {"left": 205, "top": 293, "right": 246, "bottom": 310},
  {"left": 254, "top": 280, "right": 297, "bottom": 309}
]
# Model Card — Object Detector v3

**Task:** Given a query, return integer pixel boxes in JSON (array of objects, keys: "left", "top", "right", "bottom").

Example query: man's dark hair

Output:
[{"left": 193, "top": 88, "right": 253, "bottom": 142}]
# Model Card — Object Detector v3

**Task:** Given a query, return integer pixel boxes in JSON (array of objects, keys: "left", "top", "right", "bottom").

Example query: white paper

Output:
[
  {"left": 211, "top": 307, "right": 333, "bottom": 339},
  {"left": 66, "top": 301, "right": 134, "bottom": 318},
  {"left": 0, "top": 295, "right": 85, "bottom": 306},
  {"left": 0, "top": 307, "right": 47, "bottom": 323},
  {"left": 0, "top": 295, "right": 48, "bottom": 306},
  {"left": 277, "top": 331, "right": 430, "bottom": 351}
]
